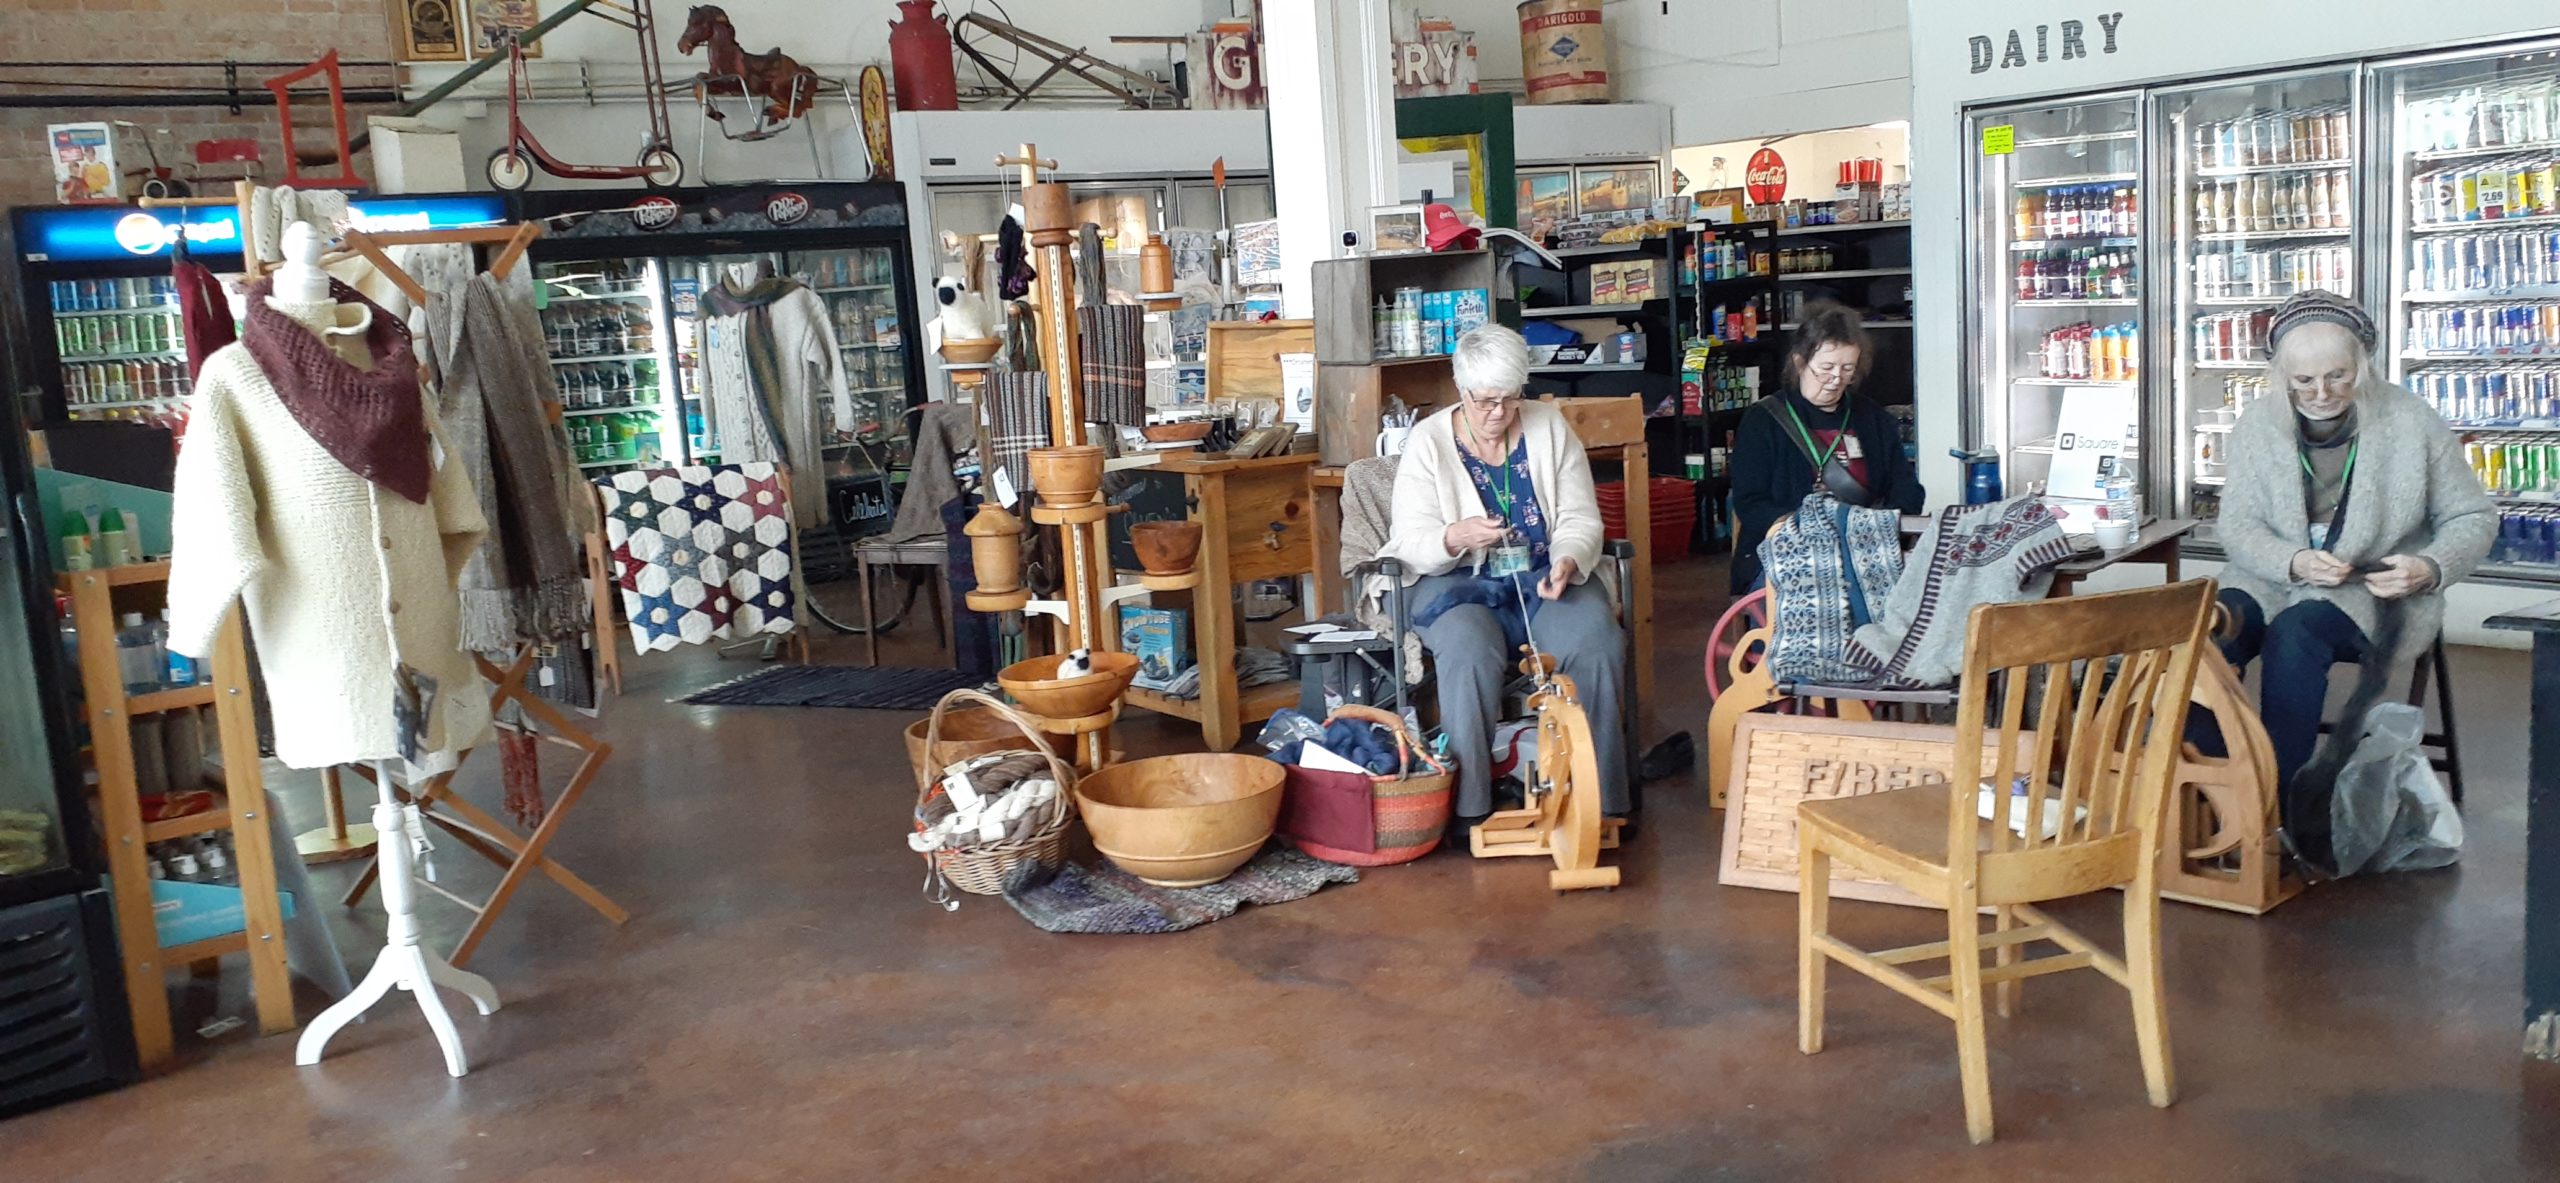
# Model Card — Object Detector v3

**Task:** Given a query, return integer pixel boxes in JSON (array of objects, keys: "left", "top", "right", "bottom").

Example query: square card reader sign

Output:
[{"left": 2047, "top": 385, "right": 2135, "bottom": 500}]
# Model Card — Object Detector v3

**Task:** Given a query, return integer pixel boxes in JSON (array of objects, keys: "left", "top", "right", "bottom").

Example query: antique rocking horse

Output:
[{"left": 678, "top": 5, "right": 820, "bottom": 141}]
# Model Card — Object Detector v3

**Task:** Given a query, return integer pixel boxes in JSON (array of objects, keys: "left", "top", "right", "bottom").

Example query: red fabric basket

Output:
[{"left": 1288, "top": 705, "right": 1455, "bottom": 867}]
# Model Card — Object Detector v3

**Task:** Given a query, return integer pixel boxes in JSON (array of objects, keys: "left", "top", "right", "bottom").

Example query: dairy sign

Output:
[{"left": 1969, "top": 12, "right": 2124, "bottom": 73}]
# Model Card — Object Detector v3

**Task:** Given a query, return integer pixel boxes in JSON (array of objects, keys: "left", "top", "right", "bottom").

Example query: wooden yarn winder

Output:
[{"left": 1470, "top": 650, "right": 1623, "bottom": 891}]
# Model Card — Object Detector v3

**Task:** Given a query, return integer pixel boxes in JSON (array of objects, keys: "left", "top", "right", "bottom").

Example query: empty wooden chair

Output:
[{"left": 1795, "top": 579, "right": 2217, "bottom": 1144}]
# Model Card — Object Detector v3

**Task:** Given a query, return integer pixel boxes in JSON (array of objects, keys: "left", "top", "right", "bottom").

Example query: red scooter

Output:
[{"left": 484, "top": 0, "right": 684, "bottom": 191}]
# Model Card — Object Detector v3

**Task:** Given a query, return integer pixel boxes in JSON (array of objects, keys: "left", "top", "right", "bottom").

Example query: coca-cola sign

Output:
[
  {"left": 630, "top": 195, "right": 680, "bottom": 231},
  {"left": 1745, "top": 148, "right": 1788, "bottom": 205},
  {"left": 765, "top": 191, "right": 811, "bottom": 225}
]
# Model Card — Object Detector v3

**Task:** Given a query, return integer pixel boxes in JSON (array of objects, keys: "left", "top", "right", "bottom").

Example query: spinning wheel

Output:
[
  {"left": 1471, "top": 654, "right": 1623, "bottom": 891},
  {"left": 1704, "top": 588, "right": 1772, "bottom": 697},
  {"left": 1705, "top": 588, "right": 1872, "bottom": 808}
]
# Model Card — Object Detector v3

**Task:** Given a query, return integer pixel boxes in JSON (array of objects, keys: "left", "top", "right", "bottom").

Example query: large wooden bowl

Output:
[
  {"left": 1028, "top": 446, "right": 1105, "bottom": 507},
  {"left": 1140, "top": 420, "right": 1214, "bottom": 443},
  {"left": 903, "top": 707, "right": 1035, "bottom": 783},
  {"left": 997, "top": 651, "right": 1138, "bottom": 722},
  {"left": 1129, "top": 520, "right": 1203, "bottom": 575},
  {"left": 1076, "top": 754, "right": 1285, "bottom": 886}
]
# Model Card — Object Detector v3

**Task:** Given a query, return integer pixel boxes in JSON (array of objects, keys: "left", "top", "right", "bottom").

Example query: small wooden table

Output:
[
  {"left": 1118, "top": 452, "right": 1322, "bottom": 751},
  {"left": 2049, "top": 518, "right": 2199, "bottom": 596},
  {"left": 853, "top": 538, "right": 952, "bottom": 666},
  {"left": 2486, "top": 599, "right": 2560, "bottom": 1061}
]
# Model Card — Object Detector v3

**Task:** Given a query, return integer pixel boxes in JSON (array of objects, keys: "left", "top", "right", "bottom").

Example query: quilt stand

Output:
[
  {"left": 1470, "top": 651, "right": 1624, "bottom": 891},
  {"left": 341, "top": 648, "right": 630, "bottom": 967}
]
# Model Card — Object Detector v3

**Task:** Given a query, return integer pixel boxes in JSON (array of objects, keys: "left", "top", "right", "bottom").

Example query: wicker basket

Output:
[
  {"left": 1292, "top": 704, "right": 1455, "bottom": 867},
  {"left": 913, "top": 689, "right": 1078, "bottom": 903}
]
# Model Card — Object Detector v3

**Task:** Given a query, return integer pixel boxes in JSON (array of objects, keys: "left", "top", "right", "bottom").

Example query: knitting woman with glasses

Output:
[
  {"left": 1379, "top": 324, "right": 1630, "bottom": 836},
  {"left": 1726, "top": 301, "right": 1925, "bottom": 593},
  {"left": 2209, "top": 291, "right": 2494, "bottom": 793}
]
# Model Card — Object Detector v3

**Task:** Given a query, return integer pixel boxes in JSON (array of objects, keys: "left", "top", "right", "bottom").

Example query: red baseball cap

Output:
[{"left": 1425, "top": 203, "right": 1480, "bottom": 252}]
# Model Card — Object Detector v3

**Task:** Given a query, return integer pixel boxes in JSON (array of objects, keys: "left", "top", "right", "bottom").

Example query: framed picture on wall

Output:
[
  {"left": 1517, "top": 168, "right": 1573, "bottom": 220},
  {"left": 1369, "top": 204, "right": 1427, "bottom": 254},
  {"left": 394, "top": 0, "right": 469, "bottom": 62},
  {"left": 470, "top": 0, "right": 544, "bottom": 59},
  {"left": 1576, "top": 165, "right": 1659, "bottom": 215}
]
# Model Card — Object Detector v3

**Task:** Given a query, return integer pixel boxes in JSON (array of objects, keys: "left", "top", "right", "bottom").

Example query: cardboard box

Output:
[
  {"left": 1119, "top": 604, "right": 1194, "bottom": 683},
  {"left": 1588, "top": 264, "right": 1622, "bottom": 305},
  {"left": 366, "top": 116, "right": 466, "bottom": 194},
  {"left": 1617, "top": 259, "right": 1664, "bottom": 303},
  {"left": 48, "top": 122, "right": 146, "bottom": 204},
  {"left": 151, "top": 878, "right": 298, "bottom": 949}
]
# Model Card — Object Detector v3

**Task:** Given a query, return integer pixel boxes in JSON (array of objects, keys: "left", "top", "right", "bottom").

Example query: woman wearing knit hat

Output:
[{"left": 2208, "top": 291, "right": 2495, "bottom": 803}]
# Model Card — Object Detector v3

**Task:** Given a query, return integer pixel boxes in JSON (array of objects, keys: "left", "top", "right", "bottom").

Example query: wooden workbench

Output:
[{"left": 1117, "top": 451, "right": 1323, "bottom": 751}]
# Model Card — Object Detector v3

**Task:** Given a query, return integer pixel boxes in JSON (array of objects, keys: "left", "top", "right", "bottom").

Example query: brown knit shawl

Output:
[{"left": 240, "top": 277, "right": 431, "bottom": 503}]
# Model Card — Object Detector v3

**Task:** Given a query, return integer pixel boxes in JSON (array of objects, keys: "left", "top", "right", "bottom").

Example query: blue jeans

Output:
[{"left": 2197, "top": 588, "right": 2370, "bottom": 790}]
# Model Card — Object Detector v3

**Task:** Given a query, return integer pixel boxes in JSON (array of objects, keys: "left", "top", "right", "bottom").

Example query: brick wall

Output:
[{"left": 0, "top": 0, "right": 399, "bottom": 208}]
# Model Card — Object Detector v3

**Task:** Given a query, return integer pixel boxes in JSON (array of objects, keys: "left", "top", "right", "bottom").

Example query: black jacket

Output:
[{"left": 1726, "top": 391, "right": 1924, "bottom": 592}]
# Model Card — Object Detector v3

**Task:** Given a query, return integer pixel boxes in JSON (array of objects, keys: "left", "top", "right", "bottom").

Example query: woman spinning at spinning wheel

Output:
[
  {"left": 1379, "top": 325, "right": 1629, "bottom": 836},
  {"left": 1726, "top": 303, "right": 1925, "bottom": 593},
  {"left": 2206, "top": 292, "right": 2494, "bottom": 793}
]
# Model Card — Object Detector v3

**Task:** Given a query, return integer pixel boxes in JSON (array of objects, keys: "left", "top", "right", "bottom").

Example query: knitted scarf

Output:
[
  {"left": 240, "top": 277, "right": 430, "bottom": 503},
  {"left": 450, "top": 271, "right": 589, "bottom": 651},
  {"left": 702, "top": 276, "right": 797, "bottom": 461},
  {"left": 1077, "top": 223, "right": 1147, "bottom": 427},
  {"left": 1846, "top": 495, "right": 2078, "bottom": 688},
  {"left": 1761, "top": 493, "right": 1905, "bottom": 686}
]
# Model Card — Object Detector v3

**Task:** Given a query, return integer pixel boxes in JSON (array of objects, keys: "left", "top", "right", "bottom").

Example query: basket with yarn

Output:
[
  {"left": 1290, "top": 704, "right": 1455, "bottom": 867},
  {"left": 910, "top": 688, "right": 1079, "bottom": 906}
]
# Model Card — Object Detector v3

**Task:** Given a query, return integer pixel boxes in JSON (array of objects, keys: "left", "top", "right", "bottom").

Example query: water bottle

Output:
[
  {"left": 116, "top": 611, "right": 158, "bottom": 696},
  {"left": 157, "top": 611, "right": 196, "bottom": 688}
]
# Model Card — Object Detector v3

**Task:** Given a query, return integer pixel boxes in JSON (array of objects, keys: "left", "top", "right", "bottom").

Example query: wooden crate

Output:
[
  {"left": 1206, "top": 318, "right": 1314, "bottom": 404},
  {"left": 1719, "top": 714, "right": 2038, "bottom": 909}
]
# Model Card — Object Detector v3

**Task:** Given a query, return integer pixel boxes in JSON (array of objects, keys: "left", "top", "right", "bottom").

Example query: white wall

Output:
[
  {"left": 1674, "top": 122, "right": 1908, "bottom": 201},
  {"left": 1905, "top": 0, "right": 2560, "bottom": 645}
]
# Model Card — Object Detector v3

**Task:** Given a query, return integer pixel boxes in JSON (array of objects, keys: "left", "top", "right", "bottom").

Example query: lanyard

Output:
[
  {"left": 2298, "top": 438, "right": 2356, "bottom": 483},
  {"left": 1782, "top": 401, "right": 1849, "bottom": 474},
  {"left": 1470, "top": 425, "right": 1520, "bottom": 519},
  {"left": 2300, "top": 438, "right": 2357, "bottom": 551}
]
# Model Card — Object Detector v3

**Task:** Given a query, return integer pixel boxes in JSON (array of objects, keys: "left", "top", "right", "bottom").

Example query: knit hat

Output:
[{"left": 2267, "top": 291, "right": 2378, "bottom": 352}]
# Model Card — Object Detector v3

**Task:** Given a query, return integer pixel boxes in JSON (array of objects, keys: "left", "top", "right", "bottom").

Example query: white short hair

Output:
[
  {"left": 2267, "top": 319, "right": 2387, "bottom": 397},
  {"left": 1452, "top": 324, "right": 1530, "bottom": 395}
]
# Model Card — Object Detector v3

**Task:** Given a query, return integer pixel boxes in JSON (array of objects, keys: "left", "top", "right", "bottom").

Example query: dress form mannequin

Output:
[{"left": 278, "top": 219, "right": 504, "bottom": 1078}]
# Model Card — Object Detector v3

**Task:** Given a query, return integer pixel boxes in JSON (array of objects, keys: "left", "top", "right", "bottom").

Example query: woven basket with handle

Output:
[
  {"left": 1293, "top": 703, "right": 1455, "bottom": 867},
  {"left": 913, "top": 688, "right": 1078, "bottom": 903}
]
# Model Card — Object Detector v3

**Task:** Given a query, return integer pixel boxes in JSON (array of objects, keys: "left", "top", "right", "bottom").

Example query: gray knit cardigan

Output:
[{"left": 2218, "top": 381, "right": 2495, "bottom": 672}]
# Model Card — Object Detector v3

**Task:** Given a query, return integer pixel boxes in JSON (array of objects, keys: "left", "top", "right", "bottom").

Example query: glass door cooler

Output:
[
  {"left": 533, "top": 258, "right": 679, "bottom": 478},
  {"left": 2157, "top": 69, "right": 2364, "bottom": 529},
  {"left": 2379, "top": 42, "right": 2560, "bottom": 581},
  {"left": 1966, "top": 94, "right": 2147, "bottom": 515}
]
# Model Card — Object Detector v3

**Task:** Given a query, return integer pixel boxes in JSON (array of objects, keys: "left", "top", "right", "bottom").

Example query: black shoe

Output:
[
  {"left": 1449, "top": 814, "right": 1487, "bottom": 847},
  {"left": 1607, "top": 812, "right": 1639, "bottom": 845},
  {"left": 1637, "top": 733, "right": 1694, "bottom": 782}
]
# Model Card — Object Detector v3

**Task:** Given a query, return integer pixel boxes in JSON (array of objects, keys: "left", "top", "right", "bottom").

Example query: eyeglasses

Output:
[{"left": 1463, "top": 393, "right": 1521, "bottom": 410}]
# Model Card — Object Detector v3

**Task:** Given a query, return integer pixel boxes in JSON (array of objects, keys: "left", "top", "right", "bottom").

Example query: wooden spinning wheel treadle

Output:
[{"left": 1470, "top": 651, "right": 1623, "bottom": 890}]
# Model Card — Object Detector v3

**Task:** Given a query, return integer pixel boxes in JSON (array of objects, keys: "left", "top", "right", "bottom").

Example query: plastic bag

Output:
[
  {"left": 2326, "top": 703, "right": 2464, "bottom": 876},
  {"left": 1256, "top": 709, "right": 1328, "bottom": 755}
]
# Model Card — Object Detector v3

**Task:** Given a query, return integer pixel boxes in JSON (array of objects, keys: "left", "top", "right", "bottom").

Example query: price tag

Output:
[
  {"left": 992, "top": 464, "right": 1019, "bottom": 508},
  {"left": 1981, "top": 125, "right": 2016, "bottom": 156}
]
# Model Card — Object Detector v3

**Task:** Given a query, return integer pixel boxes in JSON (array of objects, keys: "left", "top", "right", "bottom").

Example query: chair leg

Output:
[
  {"left": 2431, "top": 639, "right": 2465, "bottom": 806},
  {"left": 1992, "top": 904, "right": 2021, "bottom": 1019},
  {"left": 2124, "top": 882, "right": 2177, "bottom": 1108},
  {"left": 1948, "top": 903, "right": 1996, "bottom": 1144},
  {"left": 1798, "top": 842, "right": 1831, "bottom": 1056}
]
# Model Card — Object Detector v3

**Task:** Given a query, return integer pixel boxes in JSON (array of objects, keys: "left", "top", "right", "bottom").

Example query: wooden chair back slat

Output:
[{"left": 1945, "top": 581, "right": 2215, "bottom": 903}]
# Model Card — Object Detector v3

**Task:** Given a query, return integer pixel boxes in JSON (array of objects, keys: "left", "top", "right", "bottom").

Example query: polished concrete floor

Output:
[{"left": 9, "top": 559, "right": 2557, "bottom": 1181}]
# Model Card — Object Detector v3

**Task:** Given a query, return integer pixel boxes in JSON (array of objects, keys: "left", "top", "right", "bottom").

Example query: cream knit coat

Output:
[
  {"left": 1379, "top": 399, "right": 1605, "bottom": 586},
  {"left": 167, "top": 299, "right": 493, "bottom": 771}
]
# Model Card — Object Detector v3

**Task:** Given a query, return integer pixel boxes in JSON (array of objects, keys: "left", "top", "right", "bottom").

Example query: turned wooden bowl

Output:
[
  {"left": 1027, "top": 445, "right": 1105, "bottom": 507},
  {"left": 903, "top": 707, "right": 1034, "bottom": 784},
  {"left": 939, "top": 336, "right": 1001, "bottom": 365},
  {"left": 1075, "top": 754, "right": 1285, "bottom": 887},
  {"left": 1129, "top": 520, "right": 1203, "bottom": 575},
  {"left": 997, "top": 651, "right": 1137, "bottom": 721}
]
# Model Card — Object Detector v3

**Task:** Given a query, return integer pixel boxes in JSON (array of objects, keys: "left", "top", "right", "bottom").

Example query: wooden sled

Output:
[{"left": 1471, "top": 653, "right": 1624, "bottom": 891}]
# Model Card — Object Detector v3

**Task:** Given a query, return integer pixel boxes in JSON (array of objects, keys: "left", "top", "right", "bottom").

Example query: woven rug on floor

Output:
[
  {"left": 1002, "top": 844, "right": 1359, "bottom": 934},
  {"left": 678, "top": 665, "right": 990, "bottom": 711}
]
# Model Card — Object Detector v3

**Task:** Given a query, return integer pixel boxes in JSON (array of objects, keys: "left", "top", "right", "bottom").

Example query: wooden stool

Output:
[
  {"left": 853, "top": 538, "right": 952, "bottom": 666},
  {"left": 2315, "top": 635, "right": 2463, "bottom": 805}
]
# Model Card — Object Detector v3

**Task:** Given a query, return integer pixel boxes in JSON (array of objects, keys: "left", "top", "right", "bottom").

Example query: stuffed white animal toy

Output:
[{"left": 928, "top": 232, "right": 998, "bottom": 358}]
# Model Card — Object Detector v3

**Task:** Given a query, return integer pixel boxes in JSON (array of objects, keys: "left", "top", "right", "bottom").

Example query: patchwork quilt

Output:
[{"left": 596, "top": 464, "right": 798, "bottom": 653}]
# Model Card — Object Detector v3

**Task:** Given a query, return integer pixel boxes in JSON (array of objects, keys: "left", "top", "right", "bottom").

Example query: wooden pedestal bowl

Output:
[
  {"left": 997, "top": 651, "right": 1138, "bottom": 722},
  {"left": 939, "top": 336, "right": 1001, "bottom": 366},
  {"left": 904, "top": 707, "right": 1035, "bottom": 783},
  {"left": 1075, "top": 754, "right": 1286, "bottom": 887},
  {"left": 1129, "top": 520, "right": 1203, "bottom": 576},
  {"left": 1028, "top": 446, "right": 1105, "bottom": 507}
]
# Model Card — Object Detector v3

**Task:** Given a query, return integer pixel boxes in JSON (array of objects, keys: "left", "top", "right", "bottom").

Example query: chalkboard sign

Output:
[{"left": 1108, "top": 469, "right": 1191, "bottom": 571}]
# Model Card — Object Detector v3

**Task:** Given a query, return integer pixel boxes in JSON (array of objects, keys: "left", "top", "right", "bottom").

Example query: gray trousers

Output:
[{"left": 1413, "top": 572, "right": 1629, "bottom": 818}]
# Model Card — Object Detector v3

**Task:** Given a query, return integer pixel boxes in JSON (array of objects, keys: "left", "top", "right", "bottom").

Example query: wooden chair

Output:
[{"left": 1796, "top": 579, "right": 2217, "bottom": 1144}]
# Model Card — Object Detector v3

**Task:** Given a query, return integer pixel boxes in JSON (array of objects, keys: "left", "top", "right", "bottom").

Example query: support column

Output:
[{"left": 1263, "top": 0, "right": 1398, "bottom": 317}]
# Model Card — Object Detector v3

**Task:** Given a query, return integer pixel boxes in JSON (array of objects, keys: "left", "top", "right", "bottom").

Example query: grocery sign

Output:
[
  {"left": 1745, "top": 149, "right": 1788, "bottom": 205},
  {"left": 19, "top": 195, "right": 508, "bottom": 263}
]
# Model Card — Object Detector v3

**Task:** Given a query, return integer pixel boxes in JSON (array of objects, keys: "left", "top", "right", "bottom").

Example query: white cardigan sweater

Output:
[
  {"left": 1378, "top": 400, "right": 1605, "bottom": 586},
  {"left": 167, "top": 301, "right": 492, "bottom": 771}
]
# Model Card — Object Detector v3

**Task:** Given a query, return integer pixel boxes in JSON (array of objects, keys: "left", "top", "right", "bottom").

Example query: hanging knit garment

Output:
[
  {"left": 1077, "top": 223, "right": 1147, "bottom": 428},
  {"left": 444, "top": 271, "right": 591, "bottom": 652},
  {"left": 697, "top": 278, "right": 851, "bottom": 528},
  {"left": 1760, "top": 492, "right": 1906, "bottom": 688},
  {"left": 237, "top": 276, "right": 432, "bottom": 503},
  {"left": 984, "top": 300, "right": 1051, "bottom": 496},
  {"left": 1844, "top": 495, "right": 2079, "bottom": 689}
]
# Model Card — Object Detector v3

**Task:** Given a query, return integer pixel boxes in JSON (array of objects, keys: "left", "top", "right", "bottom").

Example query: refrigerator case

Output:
[
  {"left": 1966, "top": 93, "right": 2149, "bottom": 527},
  {"left": 2159, "top": 68, "right": 2366, "bottom": 527},
  {"left": 2379, "top": 44, "right": 2560, "bottom": 580},
  {"left": 0, "top": 376, "right": 140, "bottom": 1115},
  {"left": 515, "top": 184, "right": 927, "bottom": 519}
]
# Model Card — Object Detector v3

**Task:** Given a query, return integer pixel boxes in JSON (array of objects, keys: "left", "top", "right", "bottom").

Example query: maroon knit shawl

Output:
[{"left": 240, "top": 277, "right": 431, "bottom": 503}]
